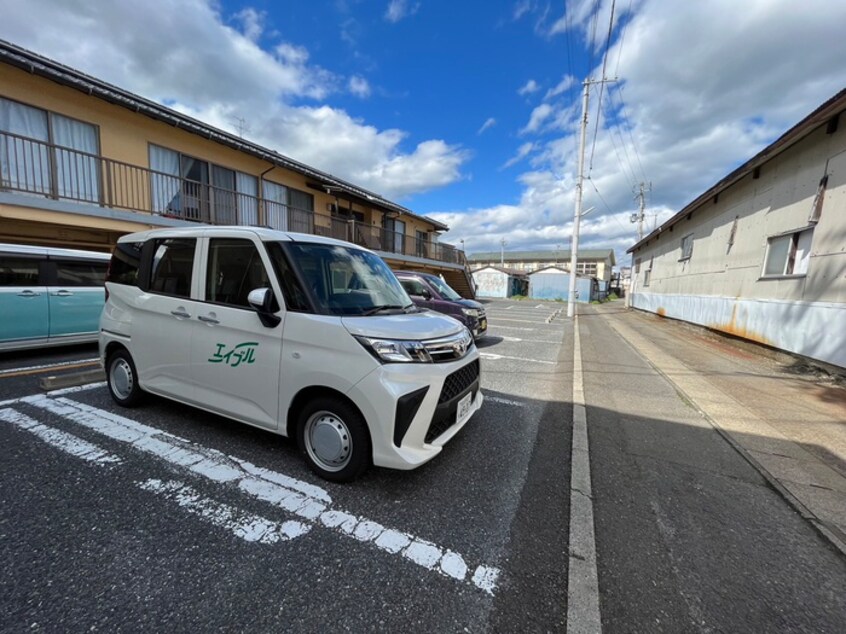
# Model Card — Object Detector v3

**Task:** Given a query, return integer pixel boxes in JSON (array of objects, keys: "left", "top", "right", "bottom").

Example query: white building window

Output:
[
  {"left": 762, "top": 228, "right": 813, "bottom": 277},
  {"left": 643, "top": 256, "right": 653, "bottom": 287}
]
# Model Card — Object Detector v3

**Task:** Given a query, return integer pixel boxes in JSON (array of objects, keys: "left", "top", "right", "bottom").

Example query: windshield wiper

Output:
[{"left": 363, "top": 304, "right": 406, "bottom": 316}]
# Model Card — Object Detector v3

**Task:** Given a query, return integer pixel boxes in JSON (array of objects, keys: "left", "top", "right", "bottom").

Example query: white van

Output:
[{"left": 100, "top": 226, "right": 483, "bottom": 482}]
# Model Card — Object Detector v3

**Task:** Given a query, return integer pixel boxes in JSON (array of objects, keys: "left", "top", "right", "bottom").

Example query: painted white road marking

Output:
[
  {"left": 567, "top": 313, "right": 601, "bottom": 633},
  {"left": 491, "top": 317, "right": 557, "bottom": 325},
  {"left": 139, "top": 479, "right": 311, "bottom": 543},
  {"left": 17, "top": 392, "right": 501, "bottom": 594},
  {"left": 485, "top": 396, "right": 525, "bottom": 407},
  {"left": 480, "top": 352, "right": 556, "bottom": 365},
  {"left": 0, "top": 358, "right": 99, "bottom": 376},
  {"left": 486, "top": 325, "right": 536, "bottom": 332},
  {"left": 0, "top": 407, "right": 121, "bottom": 466},
  {"left": 499, "top": 336, "right": 564, "bottom": 345}
]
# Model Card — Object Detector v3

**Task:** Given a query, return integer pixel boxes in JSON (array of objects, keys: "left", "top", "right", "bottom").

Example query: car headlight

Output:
[
  {"left": 354, "top": 336, "right": 433, "bottom": 363},
  {"left": 461, "top": 308, "right": 480, "bottom": 317}
]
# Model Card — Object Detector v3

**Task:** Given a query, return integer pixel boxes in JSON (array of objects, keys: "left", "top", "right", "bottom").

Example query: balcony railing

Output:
[{"left": 0, "top": 130, "right": 466, "bottom": 267}]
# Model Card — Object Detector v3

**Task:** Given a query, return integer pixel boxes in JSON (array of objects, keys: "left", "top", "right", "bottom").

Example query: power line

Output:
[
  {"left": 587, "top": 0, "right": 617, "bottom": 175},
  {"left": 614, "top": 85, "right": 648, "bottom": 183}
]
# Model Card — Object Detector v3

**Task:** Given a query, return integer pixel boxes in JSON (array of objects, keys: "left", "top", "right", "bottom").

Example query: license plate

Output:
[
  {"left": 480, "top": 318, "right": 487, "bottom": 330},
  {"left": 456, "top": 392, "right": 472, "bottom": 424}
]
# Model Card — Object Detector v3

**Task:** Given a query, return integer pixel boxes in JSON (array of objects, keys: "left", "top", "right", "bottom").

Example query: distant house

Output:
[
  {"left": 468, "top": 249, "right": 615, "bottom": 281},
  {"left": 528, "top": 267, "right": 595, "bottom": 302},
  {"left": 472, "top": 266, "right": 528, "bottom": 298},
  {"left": 628, "top": 87, "right": 846, "bottom": 369}
]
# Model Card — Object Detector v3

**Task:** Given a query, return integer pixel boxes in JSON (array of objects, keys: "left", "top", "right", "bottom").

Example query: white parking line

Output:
[
  {"left": 566, "top": 314, "right": 601, "bottom": 632},
  {"left": 480, "top": 352, "right": 556, "bottom": 365},
  {"left": 19, "top": 393, "right": 501, "bottom": 594},
  {"left": 491, "top": 317, "right": 557, "bottom": 325},
  {"left": 500, "top": 336, "right": 564, "bottom": 345},
  {"left": 139, "top": 479, "right": 311, "bottom": 544},
  {"left": 0, "top": 407, "right": 122, "bottom": 466}
]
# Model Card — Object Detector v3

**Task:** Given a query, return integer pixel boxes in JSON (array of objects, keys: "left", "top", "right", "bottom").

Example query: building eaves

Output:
[
  {"left": 0, "top": 39, "right": 448, "bottom": 232},
  {"left": 627, "top": 86, "right": 846, "bottom": 254}
]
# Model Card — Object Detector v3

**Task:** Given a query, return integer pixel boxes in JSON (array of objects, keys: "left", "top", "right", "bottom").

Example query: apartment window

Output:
[
  {"left": 287, "top": 187, "right": 315, "bottom": 233},
  {"left": 0, "top": 97, "right": 100, "bottom": 202},
  {"left": 680, "top": 233, "right": 694, "bottom": 260},
  {"left": 262, "top": 180, "right": 288, "bottom": 230},
  {"left": 416, "top": 230, "right": 428, "bottom": 258},
  {"left": 762, "top": 228, "right": 813, "bottom": 277},
  {"left": 149, "top": 144, "right": 256, "bottom": 224}
]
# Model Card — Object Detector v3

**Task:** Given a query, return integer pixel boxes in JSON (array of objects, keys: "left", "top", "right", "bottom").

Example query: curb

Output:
[{"left": 39, "top": 369, "right": 106, "bottom": 391}]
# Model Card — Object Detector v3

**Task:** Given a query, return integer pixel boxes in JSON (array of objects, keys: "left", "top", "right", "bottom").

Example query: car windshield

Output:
[
  {"left": 427, "top": 276, "right": 462, "bottom": 301},
  {"left": 281, "top": 242, "right": 413, "bottom": 316}
]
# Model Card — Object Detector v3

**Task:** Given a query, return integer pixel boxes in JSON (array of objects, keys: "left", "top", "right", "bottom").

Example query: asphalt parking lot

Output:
[{"left": 0, "top": 299, "right": 572, "bottom": 632}]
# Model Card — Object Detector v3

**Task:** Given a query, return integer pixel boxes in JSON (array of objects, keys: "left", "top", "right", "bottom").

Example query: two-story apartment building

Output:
[{"left": 0, "top": 40, "right": 475, "bottom": 297}]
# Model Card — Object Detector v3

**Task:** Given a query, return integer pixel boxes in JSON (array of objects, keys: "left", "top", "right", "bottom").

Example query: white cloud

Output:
[
  {"left": 385, "top": 0, "right": 420, "bottom": 23},
  {"left": 348, "top": 75, "right": 371, "bottom": 98},
  {"left": 545, "top": 74, "right": 576, "bottom": 100},
  {"left": 234, "top": 8, "right": 265, "bottom": 42},
  {"left": 478, "top": 117, "right": 497, "bottom": 134},
  {"left": 0, "top": 0, "right": 469, "bottom": 201},
  {"left": 521, "top": 103, "right": 555, "bottom": 134},
  {"left": 502, "top": 142, "right": 536, "bottom": 169},
  {"left": 518, "top": 79, "right": 540, "bottom": 96}
]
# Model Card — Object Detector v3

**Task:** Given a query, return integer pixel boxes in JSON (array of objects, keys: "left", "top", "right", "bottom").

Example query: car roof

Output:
[{"left": 116, "top": 225, "right": 371, "bottom": 252}]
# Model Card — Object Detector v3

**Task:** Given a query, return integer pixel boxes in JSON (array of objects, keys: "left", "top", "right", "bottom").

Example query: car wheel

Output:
[
  {"left": 297, "top": 396, "right": 371, "bottom": 483},
  {"left": 107, "top": 349, "right": 144, "bottom": 407}
]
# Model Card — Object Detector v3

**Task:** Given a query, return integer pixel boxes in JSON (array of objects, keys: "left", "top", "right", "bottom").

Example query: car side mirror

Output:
[
  {"left": 420, "top": 288, "right": 432, "bottom": 300},
  {"left": 247, "top": 287, "right": 281, "bottom": 328}
]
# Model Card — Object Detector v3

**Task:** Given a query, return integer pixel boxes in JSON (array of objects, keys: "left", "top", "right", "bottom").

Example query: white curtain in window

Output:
[
  {"left": 211, "top": 165, "right": 236, "bottom": 224},
  {"left": 52, "top": 114, "right": 99, "bottom": 202},
  {"left": 393, "top": 219, "right": 406, "bottom": 253},
  {"left": 149, "top": 145, "right": 180, "bottom": 214},
  {"left": 0, "top": 98, "right": 51, "bottom": 195},
  {"left": 237, "top": 172, "right": 258, "bottom": 225},
  {"left": 262, "top": 180, "right": 288, "bottom": 230}
]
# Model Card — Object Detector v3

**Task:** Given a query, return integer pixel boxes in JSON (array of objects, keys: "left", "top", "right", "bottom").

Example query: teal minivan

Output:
[{"left": 0, "top": 243, "right": 109, "bottom": 352}]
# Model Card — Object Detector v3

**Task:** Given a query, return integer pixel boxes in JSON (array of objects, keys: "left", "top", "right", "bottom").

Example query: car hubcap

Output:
[
  {"left": 305, "top": 411, "right": 352, "bottom": 472},
  {"left": 110, "top": 358, "right": 133, "bottom": 400}
]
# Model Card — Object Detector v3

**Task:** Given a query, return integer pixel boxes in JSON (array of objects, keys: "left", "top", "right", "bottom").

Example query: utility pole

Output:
[
  {"left": 500, "top": 237, "right": 506, "bottom": 266},
  {"left": 631, "top": 181, "right": 651, "bottom": 240},
  {"left": 567, "top": 76, "right": 616, "bottom": 318}
]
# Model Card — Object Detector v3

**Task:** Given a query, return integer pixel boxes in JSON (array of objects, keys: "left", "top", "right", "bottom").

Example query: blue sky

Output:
[{"left": 4, "top": 1, "right": 846, "bottom": 266}]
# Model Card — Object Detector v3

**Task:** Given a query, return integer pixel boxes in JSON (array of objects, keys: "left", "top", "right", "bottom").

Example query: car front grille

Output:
[
  {"left": 425, "top": 359, "right": 481, "bottom": 444},
  {"left": 438, "top": 359, "right": 480, "bottom": 404}
]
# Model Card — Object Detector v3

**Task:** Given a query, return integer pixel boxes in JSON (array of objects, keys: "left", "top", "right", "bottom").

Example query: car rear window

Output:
[{"left": 107, "top": 241, "right": 143, "bottom": 286}]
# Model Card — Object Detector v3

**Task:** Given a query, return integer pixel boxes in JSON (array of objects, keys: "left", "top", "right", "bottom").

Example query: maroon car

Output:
[{"left": 395, "top": 271, "right": 487, "bottom": 340}]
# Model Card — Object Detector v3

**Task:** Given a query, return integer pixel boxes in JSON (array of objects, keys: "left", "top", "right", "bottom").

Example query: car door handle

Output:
[
  {"left": 51, "top": 290, "right": 73, "bottom": 297},
  {"left": 17, "top": 290, "right": 41, "bottom": 297},
  {"left": 197, "top": 315, "right": 220, "bottom": 325},
  {"left": 170, "top": 309, "right": 191, "bottom": 318}
]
